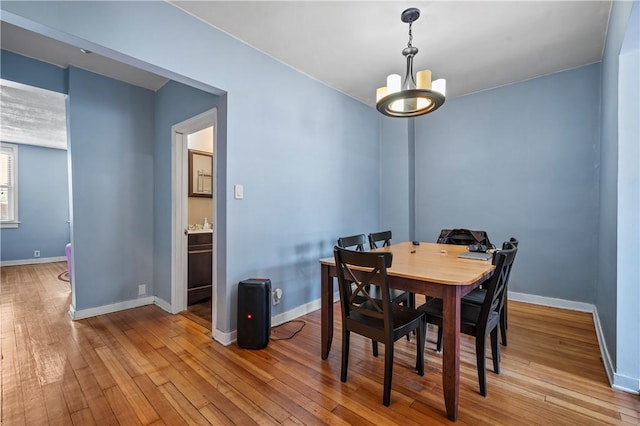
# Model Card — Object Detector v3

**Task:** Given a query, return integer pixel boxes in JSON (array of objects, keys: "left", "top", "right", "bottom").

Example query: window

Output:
[
  {"left": 0, "top": 143, "right": 18, "bottom": 227},
  {"left": 0, "top": 79, "right": 67, "bottom": 229}
]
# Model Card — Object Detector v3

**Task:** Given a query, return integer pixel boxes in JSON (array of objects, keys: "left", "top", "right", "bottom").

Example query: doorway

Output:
[{"left": 171, "top": 108, "right": 218, "bottom": 334}]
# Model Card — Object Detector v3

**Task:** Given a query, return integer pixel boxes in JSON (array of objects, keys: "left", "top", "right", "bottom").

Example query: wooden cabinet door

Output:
[{"left": 188, "top": 250, "right": 212, "bottom": 289}]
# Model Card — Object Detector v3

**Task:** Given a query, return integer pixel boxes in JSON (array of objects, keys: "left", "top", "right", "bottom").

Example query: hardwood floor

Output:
[
  {"left": 183, "top": 299, "right": 212, "bottom": 331},
  {"left": 1, "top": 262, "right": 638, "bottom": 425}
]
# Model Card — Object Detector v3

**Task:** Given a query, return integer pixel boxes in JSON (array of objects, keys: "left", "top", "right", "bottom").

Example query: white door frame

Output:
[{"left": 171, "top": 108, "right": 218, "bottom": 332}]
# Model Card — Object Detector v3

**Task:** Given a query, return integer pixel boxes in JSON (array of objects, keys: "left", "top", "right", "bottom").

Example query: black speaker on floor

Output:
[{"left": 237, "top": 278, "right": 271, "bottom": 349}]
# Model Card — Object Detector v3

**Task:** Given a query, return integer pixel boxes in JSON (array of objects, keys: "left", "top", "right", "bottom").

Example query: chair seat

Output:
[
  {"left": 352, "top": 289, "right": 407, "bottom": 306},
  {"left": 349, "top": 301, "right": 425, "bottom": 339},
  {"left": 462, "top": 288, "right": 487, "bottom": 305},
  {"left": 418, "top": 298, "right": 499, "bottom": 335},
  {"left": 367, "top": 286, "right": 410, "bottom": 304}
]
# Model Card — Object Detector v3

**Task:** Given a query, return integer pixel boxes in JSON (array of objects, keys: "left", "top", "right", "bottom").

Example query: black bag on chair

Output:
[{"left": 437, "top": 228, "right": 493, "bottom": 248}]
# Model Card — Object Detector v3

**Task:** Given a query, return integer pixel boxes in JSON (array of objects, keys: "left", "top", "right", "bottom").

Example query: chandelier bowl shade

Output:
[{"left": 376, "top": 89, "right": 445, "bottom": 117}]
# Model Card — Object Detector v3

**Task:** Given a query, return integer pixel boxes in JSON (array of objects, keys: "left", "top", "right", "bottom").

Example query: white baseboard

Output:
[
  {"left": 272, "top": 297, "right": 323, "bottom": 327},
  {"left": 592, "top": 307, "right": 615, "bottom": 388},
  {"left": 153, "top": 297, "right": 172, "bottom": 313},
  {"left": 69, "top": 296, "right": 155, "bottom": 320},
  {"left": 213, "top": 328, "right": 235, "bottom": 346},
  {"left": 594, "top": 308, "right": 640, "bottom": 394},
  {"left": 613, "top": 373, "right": 640, "bottom": 394},
  {"left": 1, "top": 256, "right": 66, "bottom": 267},
  {"left": 508, "top": 291, "right": 594, "bottom": 312}
]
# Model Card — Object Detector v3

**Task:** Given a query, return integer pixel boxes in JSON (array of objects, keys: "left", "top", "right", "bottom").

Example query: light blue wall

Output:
[
  {"left": 224, "top": 80, "right": 378, "bottom": 329},
  {"left": 153, "top": 80, "right": 223, "bottom": 304},
  {"left": 379, "top": 116, "right": 411, "bottom": 242},
  {"left": 0, "top": 49, "right": 67, "bottom": 93},
  {"left": 615, "top": 0, "right": 639, "bottom": 392},
  {"left": 413, "top": 64, "right": 601, "bottom": 303},
  {"left": 0, "top": 50, "right": 70, "bottom": 263},
  {"left": 1, "top": 1, "right": 380, "bottom": 332},
  {"left": 68, "top": 67, "right": 155, "bottom": 310},
  {"left": 0, "top": 144, "right": 70, "bottom": 261},
  {"left": 597, "top": 0, "right": 635, "bottom": 371}
]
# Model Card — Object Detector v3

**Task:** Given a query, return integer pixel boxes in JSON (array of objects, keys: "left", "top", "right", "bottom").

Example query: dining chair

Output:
[
  {"left": 367, "top": 230, "right": 392, "bottom": 249},
  {"left": 333, "top": 246, "right": 426, "bottom": 406},
  {"left": 338, "top": 233, "right": 413, "bottom": 348},
  {"left": 417, "top": 241, "right": 517, "bottom": 397},
  {"left": 368, "top": 230, "right": 416, "bottom": 309},
  {"left": 461, "top": 237, "right": 519, "bottom": 346}
]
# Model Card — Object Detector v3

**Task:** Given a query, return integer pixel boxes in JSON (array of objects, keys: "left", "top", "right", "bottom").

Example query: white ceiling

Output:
[
  {"left": 171, "top": 1, "right": 611, "bottom": 104},
  {"left": 1, "top": 1, "right": 611, "bottom": 106}
]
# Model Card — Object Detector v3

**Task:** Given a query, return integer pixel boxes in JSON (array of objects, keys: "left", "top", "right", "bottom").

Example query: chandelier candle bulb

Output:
[
  {"left": 387, "top": 74, "right": 401, "bottom": 94},
  {"left": 433, "top": 78, "right": 447, "bottom": 96},
  {"left": 376, "top": 86, "right": 388, "bottom": 102},
  {"left": 417, "top": 70, "right": 432, "bottom": 89}
]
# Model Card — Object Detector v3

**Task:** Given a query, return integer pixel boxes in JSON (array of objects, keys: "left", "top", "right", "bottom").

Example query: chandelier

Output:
[{"left": 376, "top": 8, "right": 446, "bottom": 118}]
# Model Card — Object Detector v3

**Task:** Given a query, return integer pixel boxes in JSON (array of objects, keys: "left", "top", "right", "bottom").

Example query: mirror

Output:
[{"left": 188, "top": 149, "right": 213, "bottom": 197}]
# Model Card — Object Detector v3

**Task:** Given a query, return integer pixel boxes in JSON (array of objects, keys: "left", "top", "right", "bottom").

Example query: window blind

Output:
[{"left": 0, "top": 79, "right": 67, "bottom": 150}]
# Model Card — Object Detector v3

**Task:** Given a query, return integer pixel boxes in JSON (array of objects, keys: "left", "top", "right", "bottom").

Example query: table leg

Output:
[
  {"left": 442, "top": 286, "right": 461, "bottom": 421},
  {"left": 320, "top": 264, "right": 333, "bottom": 360}
]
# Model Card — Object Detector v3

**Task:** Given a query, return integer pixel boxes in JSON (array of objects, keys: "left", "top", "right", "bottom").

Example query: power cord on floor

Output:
[{"left": 271, "top": 320, "right": 306, "bottom": 341}]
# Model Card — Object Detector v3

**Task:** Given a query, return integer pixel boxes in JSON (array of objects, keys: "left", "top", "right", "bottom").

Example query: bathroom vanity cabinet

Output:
[{"left": 187, "top": 232, "right": 212, "bottom": 305}]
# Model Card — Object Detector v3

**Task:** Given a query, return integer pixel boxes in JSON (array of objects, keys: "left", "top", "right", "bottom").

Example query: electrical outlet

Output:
[
  {"left": 272, "top": 288, "right": 282, "bottom": 305},
  {"left": 138, "top": 284, "right": 146, "bottom": 296},
  {"left": 33, "top": 250, "right": 40, "bottom": 258}
]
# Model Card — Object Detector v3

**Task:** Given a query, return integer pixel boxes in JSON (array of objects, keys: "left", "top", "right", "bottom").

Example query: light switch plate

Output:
[{"left": 234, "top": 184, "right": 244, "bottom": 200}]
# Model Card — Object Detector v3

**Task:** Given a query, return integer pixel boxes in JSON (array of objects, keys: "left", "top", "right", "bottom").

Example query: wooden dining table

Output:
[{"left": 319, "top": 241, "right": 496, "bottom": 421}]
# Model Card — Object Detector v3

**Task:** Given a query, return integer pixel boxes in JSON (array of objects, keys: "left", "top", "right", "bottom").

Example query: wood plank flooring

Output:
[{"left": 1, "top": 262, "right": 638, "bottom": 425}]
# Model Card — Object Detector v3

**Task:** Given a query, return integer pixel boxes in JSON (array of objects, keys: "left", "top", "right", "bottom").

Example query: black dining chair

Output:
[
  {"left": 368, "top": 230, "right": 416, "bottom": 310},
  {"left": 338, "top": 233, "right": 413, "bottom": 348},
  {"left": 367, "top": 230, "right": 392, "bottom": 249},
  {"left": 417, "top": 241, "right": 517, "bottom": 397},
  {"left": 334, "top": 246, "right": 426, "bottom": 406},
  {"left": 462, "top": 237, "right": 519, "bottom": 346}
]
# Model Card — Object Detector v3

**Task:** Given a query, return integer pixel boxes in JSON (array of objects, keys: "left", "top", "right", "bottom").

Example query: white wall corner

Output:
[{"left": 153, "top": 297, "right": 173, "bottom": 313}]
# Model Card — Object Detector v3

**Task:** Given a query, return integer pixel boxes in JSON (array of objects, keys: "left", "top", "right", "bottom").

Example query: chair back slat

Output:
[
  {"left": 337, "top": 234, "right": 367, "bottom": 252},
  {"left": 368, "top": 230, "right": 392, "bottom": 250}
]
